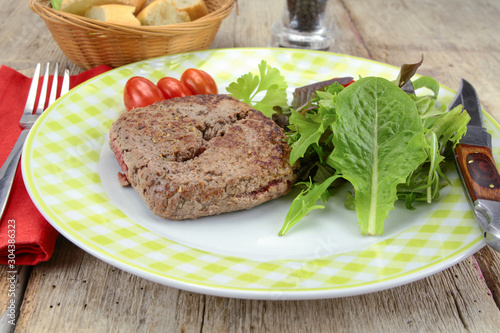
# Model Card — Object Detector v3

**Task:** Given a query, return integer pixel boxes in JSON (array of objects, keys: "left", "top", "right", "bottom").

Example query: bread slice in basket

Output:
[
  {"left": 84, "top": 4, "right": 141, "bottom": 25},
  {"left": 60, "top": 0, "right": 147, "bottom": 15},
  {"left": 175, "top": 0, "right": 209, "bottom": 20},
  {"left": 137, "top": 0, "right": 190, "bottom": 26}
]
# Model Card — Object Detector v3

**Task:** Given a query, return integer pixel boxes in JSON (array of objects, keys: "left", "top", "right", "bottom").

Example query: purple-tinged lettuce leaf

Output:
[
  {"left": 291, "top": 77, "right": 353, "bottom": 110},
  {"left": 396, "top": 56, "right": 424, "bottom": 88}
]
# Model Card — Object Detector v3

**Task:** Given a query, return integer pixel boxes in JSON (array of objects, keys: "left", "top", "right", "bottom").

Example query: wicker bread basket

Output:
[{"left": 30, "top": 0, "right": 236, "bottom": 69}]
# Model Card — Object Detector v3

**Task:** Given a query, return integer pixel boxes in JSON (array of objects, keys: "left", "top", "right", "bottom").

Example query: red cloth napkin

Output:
[{"left": 0, "top": 64, "right": 112, "bottom": 265}]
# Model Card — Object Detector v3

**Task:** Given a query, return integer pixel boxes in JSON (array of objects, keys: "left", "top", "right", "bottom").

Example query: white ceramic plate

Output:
[{"left": 22, "top": 48, "right": 494, "bottom": 300}]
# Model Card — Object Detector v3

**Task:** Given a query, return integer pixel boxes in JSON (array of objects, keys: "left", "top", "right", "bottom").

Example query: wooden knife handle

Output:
[{"left": 455, "top": 143, "right": 500, "bottom": 202}]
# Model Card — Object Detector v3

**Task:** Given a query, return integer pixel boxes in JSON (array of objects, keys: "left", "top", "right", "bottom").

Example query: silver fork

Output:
[{"left": 0, "top": 63, "right": 70, "bottom": 219}]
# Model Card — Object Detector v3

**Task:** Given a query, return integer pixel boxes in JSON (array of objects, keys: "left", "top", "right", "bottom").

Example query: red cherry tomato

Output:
[
  {"left": 180, "top": 68, "right": 218, "bottom": 95},
  {"left": 123, "top": 76, "right": 165, "bottom": 111},
  {"left": 157, "top": 77, "right": 193, "bottom": 99}
]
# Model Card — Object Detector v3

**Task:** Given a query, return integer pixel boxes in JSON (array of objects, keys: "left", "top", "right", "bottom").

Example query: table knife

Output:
[{"left": 451, "top": 79, "right": 500, "bottom": 252}]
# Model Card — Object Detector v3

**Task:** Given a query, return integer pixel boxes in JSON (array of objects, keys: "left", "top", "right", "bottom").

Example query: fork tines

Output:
[
  {"left": 48, "top": 63, "right": 59, "bottom": 107},
  {"left": 34, "top": 63, "right": 50, "bottom": 116},
  {"left": 20, "top": 63, "right": 67, "bottom": 128}
]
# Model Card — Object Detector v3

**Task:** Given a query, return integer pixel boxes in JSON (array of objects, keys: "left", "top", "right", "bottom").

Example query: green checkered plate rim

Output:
[{"left": 22, "top": 48, "right": 494, "bottom": 300}]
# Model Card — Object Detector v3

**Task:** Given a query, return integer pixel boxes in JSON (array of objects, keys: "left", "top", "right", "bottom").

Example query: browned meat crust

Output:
[{"left": 109, "top": 94, "right": 297, "bottom": 220}]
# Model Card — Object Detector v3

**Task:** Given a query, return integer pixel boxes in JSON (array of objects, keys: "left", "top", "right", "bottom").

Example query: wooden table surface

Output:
[{"left": 2, "top": 0, "right": 500, "bottom": 332}]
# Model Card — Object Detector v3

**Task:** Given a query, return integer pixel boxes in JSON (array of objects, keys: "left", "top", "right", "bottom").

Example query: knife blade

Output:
[{"left": 452, "top": 79, "right": 500, "bottom": 252}]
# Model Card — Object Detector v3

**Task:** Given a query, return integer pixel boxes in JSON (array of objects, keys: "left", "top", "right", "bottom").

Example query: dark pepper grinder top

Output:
[{"left": 270, "top": 0, "right": 335, "bottom": 50}]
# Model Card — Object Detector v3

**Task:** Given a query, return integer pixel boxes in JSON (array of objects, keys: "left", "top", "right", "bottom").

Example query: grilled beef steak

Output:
[{"left": 109, "top": 94, "right": 297, "bottom": 220}]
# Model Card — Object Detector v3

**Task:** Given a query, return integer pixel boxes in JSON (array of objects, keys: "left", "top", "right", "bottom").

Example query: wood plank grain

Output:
[
  {"left": 343, "top": 0, "right": 500, "bottom": 121},
  {"left": 1, "top": 1, "right": 71, "bottom": 71},
  {"left": 474, "top": 247, "right": 500, "bottom": 306},
  {"left": 0, "top": 265, "right": 31, "bottom": 332},
  {"left": 15, "top": 238, "right": 500, "bottom": 333},
  {"left": 211, "top": 0, "right": 370, "bottom": 57},
  {"left": 211, "top": 0, "right": 281, "bottom": 48},
  {"left": 202, "top": 257, "right": 500, "bottom": 332}
]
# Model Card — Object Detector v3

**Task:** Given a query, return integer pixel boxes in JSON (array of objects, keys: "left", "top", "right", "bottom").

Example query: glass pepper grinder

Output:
[{"left": 270, "top": 0, "right": 335, "bottom": 50}]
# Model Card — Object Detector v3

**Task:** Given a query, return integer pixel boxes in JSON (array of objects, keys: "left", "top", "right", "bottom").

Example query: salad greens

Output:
[
  {"left": 227, "top": 59, "right": 470, "bottom": 236},
  {"left": 328, "top": 77, "right": 428, "bottom": 235}
]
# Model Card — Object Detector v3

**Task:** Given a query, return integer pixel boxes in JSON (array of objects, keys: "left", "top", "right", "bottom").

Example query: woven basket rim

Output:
[{"left": 30, "top": 0, "right": 236, "bottom": 35}]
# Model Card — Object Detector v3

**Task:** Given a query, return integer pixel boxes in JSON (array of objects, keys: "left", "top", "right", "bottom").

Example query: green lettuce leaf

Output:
[
  {"left": 425, "top": 105, "right": 470, "bottom": 147},
  {"left": 287, "top": 110, "right": 336, "bottom": 165},
  {"left": 286, "top": 83, "right": 342, "bottom": 167},
  {"left": 412, "top": 76, "right": 440, "bottom": 98},
  {"left": 278, "top": 175, "right": 340, "bottom": 236},
  {"left": 226, "top": 60, "right": 288, "bottom": 118},
  {"left": 51, "top": 0, "right": 62, "bottom": 10},
  {"left": 328, "top": 77, "right": 428, "bottom": 235},
  {"left": 397, "top": 98, "right": 470, "bottom": 208}
]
